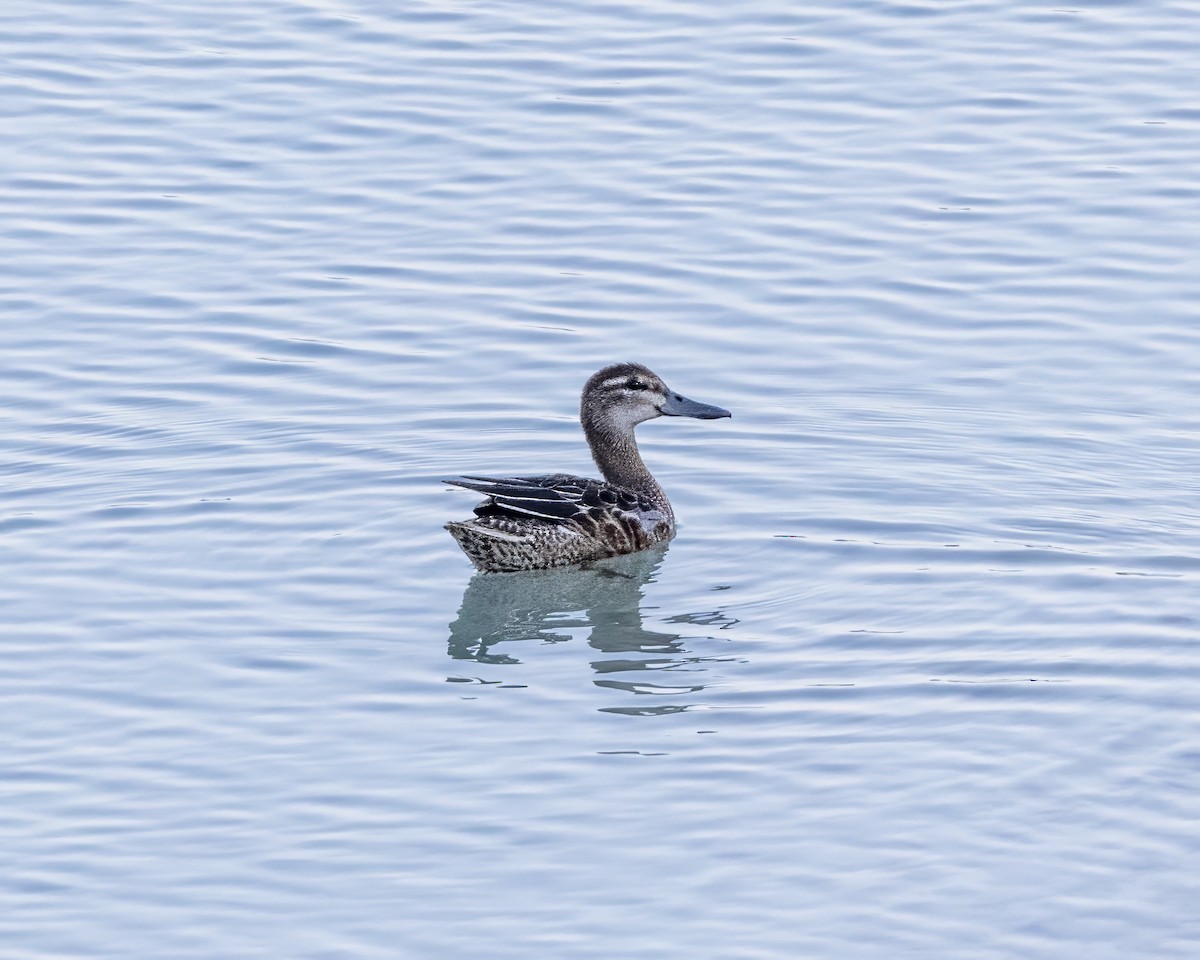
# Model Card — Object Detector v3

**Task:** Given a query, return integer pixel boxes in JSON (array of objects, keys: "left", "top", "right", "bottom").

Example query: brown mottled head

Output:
[{"left": 581, "top": 362, "right": 731, "bottom": 432}]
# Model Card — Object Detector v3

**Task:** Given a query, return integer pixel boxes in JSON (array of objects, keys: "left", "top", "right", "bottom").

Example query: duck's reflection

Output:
[
  {"left": 447, "top": 544, "right": 738, "bottom": 715},
  {"left": 447, "top": 545, "right": 676, "bottom": 663}
]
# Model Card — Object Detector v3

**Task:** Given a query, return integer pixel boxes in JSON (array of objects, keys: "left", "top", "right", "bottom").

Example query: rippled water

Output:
[{"left": 3, "top": 2, "right": 1198, "bottom": 957}]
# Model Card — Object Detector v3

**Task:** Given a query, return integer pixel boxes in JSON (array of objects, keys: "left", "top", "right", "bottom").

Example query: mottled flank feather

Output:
[
  {"left": 445, "top": 363, "right": 729, "bottom": 572},
  {"left": 445, "top": 474, "right": 669, "bottom": 572}
]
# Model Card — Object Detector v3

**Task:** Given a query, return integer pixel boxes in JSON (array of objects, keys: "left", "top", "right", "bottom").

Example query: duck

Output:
[{"left": 445, "top": 362, "right": 731, "bottom": 572}]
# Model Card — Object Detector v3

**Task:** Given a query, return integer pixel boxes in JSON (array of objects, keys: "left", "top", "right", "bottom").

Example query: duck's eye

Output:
[{"left": 626, "top": 378, "right": 647, "bottom": 391}]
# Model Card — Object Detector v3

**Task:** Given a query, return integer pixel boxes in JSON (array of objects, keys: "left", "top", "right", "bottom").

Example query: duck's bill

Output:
[{"left": 661, "top": 391, "right": 732, "bottom": 419}]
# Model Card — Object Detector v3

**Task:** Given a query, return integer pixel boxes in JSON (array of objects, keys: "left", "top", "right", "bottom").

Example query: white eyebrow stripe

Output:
[{"left": 600, "top": 376, "right": 628, "bottom": 388}]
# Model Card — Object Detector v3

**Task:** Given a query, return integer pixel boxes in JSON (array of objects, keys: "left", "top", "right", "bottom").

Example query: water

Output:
[{"left": 2, "top": 1, "right": 1198, "bottom": 957}]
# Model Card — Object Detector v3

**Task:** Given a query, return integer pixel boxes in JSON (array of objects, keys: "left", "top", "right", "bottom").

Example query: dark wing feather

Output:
[{"left": 444, "top": 474, "right": 650, "bottom": 523}]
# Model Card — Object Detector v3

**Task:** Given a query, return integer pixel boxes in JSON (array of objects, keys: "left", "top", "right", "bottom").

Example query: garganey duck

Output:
[{"left": 445, "top": 362, "right": 730, "bottom": 572}]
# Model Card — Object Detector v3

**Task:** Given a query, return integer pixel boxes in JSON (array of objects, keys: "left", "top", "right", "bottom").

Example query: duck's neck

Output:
[{"left": 583, "top": 413, "right": 667, "bottom": 505}]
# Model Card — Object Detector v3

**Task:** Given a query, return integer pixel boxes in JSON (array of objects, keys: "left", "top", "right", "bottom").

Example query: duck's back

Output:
[{"left": 444, "top": 473, "right": 673, "bottom": 572}]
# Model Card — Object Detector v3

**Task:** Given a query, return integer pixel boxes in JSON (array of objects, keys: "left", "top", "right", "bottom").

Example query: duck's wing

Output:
[{"left": 444, "top": 474, "right": 650, "bottom": 523}]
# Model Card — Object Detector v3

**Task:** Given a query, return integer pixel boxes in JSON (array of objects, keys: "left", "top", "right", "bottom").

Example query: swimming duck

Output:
[{"left": 445, "top": 362, "right": 731, "bottom": 572}]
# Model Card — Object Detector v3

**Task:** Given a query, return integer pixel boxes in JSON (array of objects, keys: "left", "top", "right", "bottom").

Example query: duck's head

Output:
[{"left": 582, "top": 362, "right": 731, "bottom": 431}]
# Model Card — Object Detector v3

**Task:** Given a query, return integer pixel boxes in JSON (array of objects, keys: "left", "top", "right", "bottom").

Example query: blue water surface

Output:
[{"left": 2, "top": 2, "right": 1198, "bottom": 958}]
